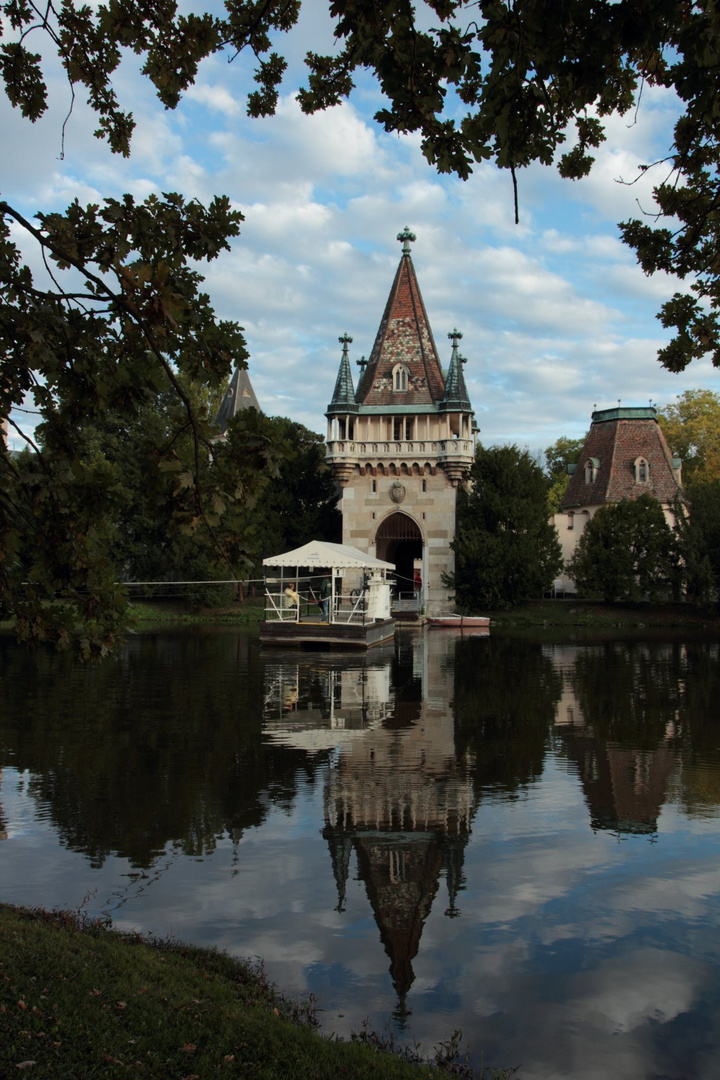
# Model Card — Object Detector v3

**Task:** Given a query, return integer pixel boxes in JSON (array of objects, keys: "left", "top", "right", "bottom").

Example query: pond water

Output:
[{"left": 2, "top": 625, "right": 720, "bottom": 1079}]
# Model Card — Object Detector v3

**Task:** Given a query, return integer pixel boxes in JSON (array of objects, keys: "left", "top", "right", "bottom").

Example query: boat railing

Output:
[
  {"left": 334, "top": 589, "right": 368, "bottom": 625},
  {"left": 393, "top": 589, "right": 422, "bottom": 613},
  {"left": 264, "top": 586, "right": 369, "bottom": 625}
]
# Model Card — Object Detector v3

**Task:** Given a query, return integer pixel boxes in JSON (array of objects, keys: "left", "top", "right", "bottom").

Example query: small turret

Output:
[
  {"left": 327, "top": 333, "right": 358, "bottom": 416},
  {"left": 213, "top": 364, "right": 261, "bottom": 436}
]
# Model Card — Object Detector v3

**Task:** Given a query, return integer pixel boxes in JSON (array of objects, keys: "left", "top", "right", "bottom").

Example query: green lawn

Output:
[{"left": 0, "top": 905, "right": 511, "bottom": 1080}]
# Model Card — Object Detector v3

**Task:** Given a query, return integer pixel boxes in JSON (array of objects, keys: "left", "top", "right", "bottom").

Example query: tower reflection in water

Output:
[
  {"left": 547, "top": 641, "right": 686, "bottom": 838},
  {"left": 261, "top": 632, "right": 479, "bottom": 1021}
]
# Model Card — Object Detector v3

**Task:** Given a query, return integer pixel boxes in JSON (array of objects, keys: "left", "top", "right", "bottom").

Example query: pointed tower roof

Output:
[
  {"left": 560, "top": 406, "right": 683, "bottom": 510},
  {"left": 322, "top": 826, "right": 353, "bottom": 912},
  {"left": 440, "top": 329, "right": 472, "bottom": 412},
  {"left": 213, "top": 364, "right": 261, "bottom": 435},
  {"left": 443, "top": 833, "right": 469, "bottom": 917},
  {"left": 327, "top": 333, "right": 358, "bottom": 415},
  {"left": 355, "top": 227, "right": 446, "bottom": 406},
  {"left": 354, "top": 833, "right": 444, "bottom": 998}
]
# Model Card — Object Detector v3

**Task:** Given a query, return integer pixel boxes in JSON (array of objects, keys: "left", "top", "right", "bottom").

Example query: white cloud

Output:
[{"left": 185, "top": 82, "right": 243, "bottom": 118}]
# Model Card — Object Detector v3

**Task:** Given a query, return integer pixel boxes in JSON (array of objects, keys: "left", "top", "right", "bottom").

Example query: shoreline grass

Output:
[
  {"left": 487, "top": 598, "right": 720, "bottom": 630},
  {"left": 127, "top": 596, "right": 720, "bottom": 632},
  {"left": 0, "top": 904, "right": 513, "bottom": 1080},
  {"left": 4, "top": 598, "right": 718, "bottom": 640},
  {"left": 127, "top": 597, "right": 266, "bottom": 627}
]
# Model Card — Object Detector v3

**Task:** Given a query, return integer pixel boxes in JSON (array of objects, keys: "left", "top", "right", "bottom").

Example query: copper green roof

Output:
[
  {"left": 327, "top": 332, "right": 358, "bottom": 415},
  {"left": 440, "top": 329, "right": 472, "bottom": 412},
  {"left": 592, "top": 406, "right": 657, "bottom": 423}
]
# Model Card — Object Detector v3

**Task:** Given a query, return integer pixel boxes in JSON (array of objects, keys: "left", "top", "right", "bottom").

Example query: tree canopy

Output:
[
  {"left": 4, "top": 0, "right": 720, "bottom": 372},
  {"left": 673, "top": 481, "right": 720, "bottom": 602},
  {"left": 450, "top": 443, "right": 562, "bottom": 610},
  {"left": 657, "top": 390, "right": 720, "bottom": 485},
  {"left": 544, "top": 434, "right": 585, "bottom": 514},
  {"left": 567, "top": 493, "right": 680, "bottom": 602}
]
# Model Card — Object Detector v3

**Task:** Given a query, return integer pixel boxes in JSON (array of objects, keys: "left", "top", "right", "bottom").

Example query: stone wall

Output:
[{"left": 341, "top": 470, "right": 458, "bottom": 615}]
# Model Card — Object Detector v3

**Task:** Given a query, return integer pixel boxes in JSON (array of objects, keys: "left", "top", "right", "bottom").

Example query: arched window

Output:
[
  {"left": 393, "top": 364, "right": 409, "bottom": 392},
  {"left": 634, "top": 457, "right": 649, "bottom": 483},
  {"left": 584, "top": 457, "right": 599, "bottom": 484}
]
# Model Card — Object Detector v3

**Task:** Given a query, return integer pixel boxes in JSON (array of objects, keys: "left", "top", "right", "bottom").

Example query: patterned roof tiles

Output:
[
  {"left": 560, "top": 409, "right": 682, "bottom": 510},
  {"left": 355, "top": 250, "right": 446, "bottom": 406}
]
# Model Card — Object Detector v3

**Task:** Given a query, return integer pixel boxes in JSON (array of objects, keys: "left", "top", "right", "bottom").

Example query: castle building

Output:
[
  {"left": 553, "top": 405, "right": 683, "bottom": 594},
  {"left": 325, "top": 229, "right": 477, "bottom": 615}
]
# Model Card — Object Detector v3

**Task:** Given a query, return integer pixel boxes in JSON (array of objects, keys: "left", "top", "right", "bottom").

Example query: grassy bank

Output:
[
  {"left": 127, "top": 597, "right": 720, "bottom": 631},
  {"left": 487, "top": 599, "right": 720, "bottom": 630},
  {"left": 0, "top": 905, "right": 509, "bottom": 1080},
  {"left": 127, "top": 597, "right": 266, "bottom": 626}
]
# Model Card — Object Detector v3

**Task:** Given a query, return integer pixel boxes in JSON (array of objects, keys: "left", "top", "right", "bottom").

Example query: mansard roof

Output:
[
  {"left": 440, "top": 330, "right": 472, "bottom": 412},
  {"left": 560, "top": 406, "right": 682, "bottom": 510},
  {"left": 327, "top": 333, "right": 358, "bottom": 415},
  {"left": 213, "top": 365, "right": 261, "bottom": 434},
  {"left": 355, "top": 230, "right": 446, "bottom": 407}
]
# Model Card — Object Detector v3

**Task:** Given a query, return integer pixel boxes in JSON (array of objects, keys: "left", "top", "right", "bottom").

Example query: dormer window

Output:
[
  {"left": 393, "top": 364, "right": 409, "bottom": 392},
  {"left": 584, "top": 457, "right": 599, "bottom": 484},
  {"left": 634, "top": 456, "right": 649, "bottom": 483}
]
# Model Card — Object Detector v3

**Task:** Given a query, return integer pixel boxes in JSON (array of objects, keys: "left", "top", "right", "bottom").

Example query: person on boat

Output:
[
  {"left": 284, "top": 583, "right": 300, "bottom": 610},
  {"left": 319, "top": 576, "right": 332, "bottom": 622}
]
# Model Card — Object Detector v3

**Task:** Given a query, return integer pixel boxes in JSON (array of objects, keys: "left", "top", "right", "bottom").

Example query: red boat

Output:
[{"left": 426, "top": 614, "right": 490, "bottom": 629}]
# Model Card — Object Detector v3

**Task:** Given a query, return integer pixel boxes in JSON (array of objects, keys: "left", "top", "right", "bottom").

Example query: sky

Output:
[{"left": 5, "top": 0, "right": 720, "bottom": 458}]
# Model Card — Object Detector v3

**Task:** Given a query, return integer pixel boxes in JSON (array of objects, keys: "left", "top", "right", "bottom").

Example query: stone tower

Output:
[{"left": 325, "top": 229, "right": 476, "bottom": 615}]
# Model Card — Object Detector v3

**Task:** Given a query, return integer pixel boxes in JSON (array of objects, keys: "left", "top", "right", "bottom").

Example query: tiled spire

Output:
[
  {"left": 355, "top": 229, "right": 446, "bottom": 405},
  {"left": 440, "top": 329, "right": 472, "bottom": 412},
  {"left": 213, "top": 364, "right": 261, "bottom": 435},
  {"left": 327, "top": 332, "right": 358, "bottom": 415}
]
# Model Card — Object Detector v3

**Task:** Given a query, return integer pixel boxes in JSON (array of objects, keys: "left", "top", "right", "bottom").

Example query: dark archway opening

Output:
[{"left": 375, "top": 513, "right": 423, "bottom": 597}]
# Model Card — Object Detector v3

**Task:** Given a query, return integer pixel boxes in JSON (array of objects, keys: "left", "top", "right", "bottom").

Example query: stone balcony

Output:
[{"left": 326, "top": 438, "right": 475, "bottom": 486}]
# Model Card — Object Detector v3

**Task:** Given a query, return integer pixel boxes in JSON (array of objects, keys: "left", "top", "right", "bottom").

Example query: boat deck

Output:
[{"left": 260, "top": 617, "right": 396, "bottom": 650}]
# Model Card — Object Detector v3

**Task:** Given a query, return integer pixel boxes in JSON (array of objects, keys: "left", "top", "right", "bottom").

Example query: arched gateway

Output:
[
  {"left": 375, "top": 512, "right": 423, "bottom": 596},
  {"left": 325, "top": 230, "right": 477, "bottom": 615}
]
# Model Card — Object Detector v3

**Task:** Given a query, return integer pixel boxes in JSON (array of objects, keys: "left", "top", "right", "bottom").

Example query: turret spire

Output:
[
  {"left": 327, "top": 332, "right": 358, "bottom": 415},
  {"left": 440, "top": 329, "right": 472, "bottom": 412},
  {"left": 212, "top": 363, "right": 261, "bottom": 436}
]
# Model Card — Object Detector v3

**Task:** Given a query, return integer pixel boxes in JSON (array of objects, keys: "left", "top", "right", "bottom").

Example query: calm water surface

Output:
[{"left": 2, "top": 625, "right": 720, "bottom": 1079}]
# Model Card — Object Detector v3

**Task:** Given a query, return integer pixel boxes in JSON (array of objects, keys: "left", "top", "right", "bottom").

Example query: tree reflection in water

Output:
[
  {"left": 0, "top": 630, "right": 330, "bottom": 868},
  {"left": 3, "top": 627, "right": 720, "bottom": 1076}
]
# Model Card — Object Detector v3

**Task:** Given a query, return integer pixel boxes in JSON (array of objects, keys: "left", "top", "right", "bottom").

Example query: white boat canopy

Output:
[{"left": 263, "top": 540, "right": 394, "bottom": 572}]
